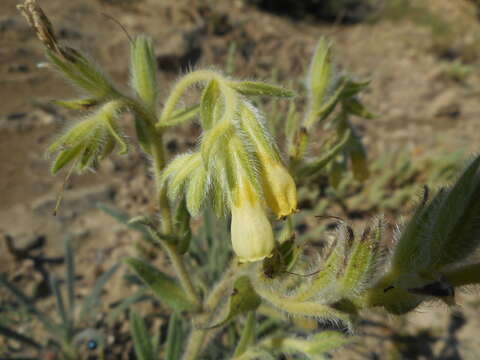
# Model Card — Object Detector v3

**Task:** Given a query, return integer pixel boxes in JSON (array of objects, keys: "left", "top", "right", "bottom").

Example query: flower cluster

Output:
[{"left": 160, "top": 72, "right": 297, "bottom": 262}]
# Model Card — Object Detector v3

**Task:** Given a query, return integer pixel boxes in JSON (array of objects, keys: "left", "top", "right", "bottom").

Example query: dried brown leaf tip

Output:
[
  {"left": 17, "top": 0, "right": 75, "bottom": 61},
  {"left": 18, "top": 1, "right": 59, "bottom": 52}
]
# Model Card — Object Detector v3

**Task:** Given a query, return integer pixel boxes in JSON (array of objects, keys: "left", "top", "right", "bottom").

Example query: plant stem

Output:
[
  {"left": 163, "top": 241, "right": 201, "bottom": 307},
  {"left": 159, "top": 70, "right": 220, "bottom": 124},
  {"left": 150, "top": 136, "right": 174, "bottom": 234},
  {"left": 182, "top": 261, "right": 240, "bottom": 360},
  {"left": 124, "top": 96, "right": 201, "bottom": 306},
  {"left": 182, "top": 329, "right": 207, "bottom": 360},
  {"left": 233, "top": 311, "right": 256, "bottom": 358}
]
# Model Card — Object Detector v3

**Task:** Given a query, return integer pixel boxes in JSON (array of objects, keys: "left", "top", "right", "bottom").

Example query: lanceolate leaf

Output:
[
  {"left": 200, "top": 80, "right": 220, "bottom": 130},
  {"left": 158, "top": 104, "right": 200, "bottom": 128},
  {"left": 307, "top": 38, "right": 332, "bottom": 109},
  {"left": 298, "top": 129, "right": 351, "bottom": 177},
  {"left": 165, "top": 313, "right": 184, "bottom": 360},
  {"left": 79, "top": 264, "right": 120, "bottom": 322},
  {"left": 0, "top": 275, "right": 62, "bottom": 338},
  {"left": 130, "top": 311, "right": 155, "bottom": 360},
  {"left": 125, "top": 258, "right": 196, "bottom": 312},
  {"left": 205, "top": 276, "right": 261, "bottom": 329},
  {"left": 130, "top": 35, "right": 158, "bottom": 113},
  {"left": 65, "top": 236, "right": 76, "bottom": 326},
  {"left": 0, "top": 325, "right": 42, "bottom": 349},
  {"left": 228, "top": 81, "right": 295, "bottom": 98}
]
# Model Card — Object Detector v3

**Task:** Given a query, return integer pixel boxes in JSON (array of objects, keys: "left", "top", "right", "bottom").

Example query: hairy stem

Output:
[
  {"left": 163, "top": 241, "right": 201, "bottom": 307},
  {"left": 159, "top": 70, "right": 221, "bottom": 125},
  {"left": 182, "top": 261, "right": 240, "bottom": 360},
  {"left": 233, "top": 311, "right": 256, "bottom": 358}
]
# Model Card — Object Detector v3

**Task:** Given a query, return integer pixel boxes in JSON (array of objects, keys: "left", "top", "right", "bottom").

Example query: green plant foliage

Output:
[
  {"left": 125, "top": 258, "right": 197, "bottom": 312},
  {"left": 130, "top": 311, "right": 157, "bottom": 360}
]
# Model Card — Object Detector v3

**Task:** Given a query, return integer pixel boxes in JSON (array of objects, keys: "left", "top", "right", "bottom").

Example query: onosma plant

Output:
[{"left": 8, "top": 1, "right": 480, "bottom": 359}]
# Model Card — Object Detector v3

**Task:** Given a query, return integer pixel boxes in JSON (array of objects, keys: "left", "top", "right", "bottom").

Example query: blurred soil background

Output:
[{"left": 1, "top": 0, "right": 480, "bottom": 358}]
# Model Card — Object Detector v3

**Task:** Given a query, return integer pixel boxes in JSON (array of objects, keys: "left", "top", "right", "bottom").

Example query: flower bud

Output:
[
  {"left": 260, "top": 155, "right": 297, "bottom": 218},
  {"left": 231, "top": 181, "right": 275, "bottom": 262}
]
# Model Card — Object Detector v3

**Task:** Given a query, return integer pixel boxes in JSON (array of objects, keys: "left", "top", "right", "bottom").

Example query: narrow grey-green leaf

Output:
[
  {"left": 0, "top": 325, "right": 42, "bottom": 349},
  {"left": 130, "top": 311, "right": 155, "bottom": 360},
  {"left": 108, "top": 288, "right": 149, "bottom": 325},
  {"left": 125, "top": 258, "right": 196, "bottom": 312},
  {"left": 97, "top": 203, "right": 154, "bottom": 242},
  {"left": 299, "top": 129, "right": 351, "bottom": 177},
  {"left": 65, "top": 236, "right": 76, "bottom": 326},
  {"left": 341, "top": 79, "right": 370, "bottom": 99},
  {"left": 49, "top": 275, "right": 68, "bottom": 328},
  {"left": 53, "top": 98, "right": 98, "bottom": 110},
  {"left": 343, "top": 98, "right": 375, "bottom": 119},
  {"left": 79, "top": 264, "right": 120, "bottom": 322},
  {"left": 165, "top": 313, "right": 183, "bottom": 360},
  {"left": 0, "top": 275, "right": 61, "bottom": 338}
]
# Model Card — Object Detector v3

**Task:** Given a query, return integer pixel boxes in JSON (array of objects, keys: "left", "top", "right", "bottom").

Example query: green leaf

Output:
[
  {"left": 341, "top": 79, "right": 370, "bottom": 99},
  {"left": 338, "top": 219, "right": 383, "bottom": 297},
  {"left": 47, "top": 49, "right": 116, "bottom": 99},
  {"left": 233, "top": 311, "right": 256, "bottom": 359},
  {"left": 0, "top": 274, "right": 62, "bottom": 339},
  {"left": 200, "top": 80, "right": 220, "bottom": 130},
  {"left": 51, "top": 143, "right": 84, "bottom": 174},
  {"left": 134, "top": 114, "right": 153, "bottom": 154},
  {"left": 104, "top": 116, "right": 129, "bottom": 155},
  {"left": 225, "top": 41, "right": 237, "bottom": 75},
  {"left": 285, "top": 101, "right": 300, "bottom": 149},
  {"left": 343, "top": 98, "right": 375, "bottom": 119},
  {"left": 262, "top": 330, "right": 351, "bottom": 358},
  {"left": 205, "top": 276, "right": 261, "bottom": 329},
  {"left": 165, "top": 152, "right": 203, "bottom": 201},
  {"left": 307, "top": 38, "right": 333, "bottom": 110},
  {"left": 125, "top": 258, "right": 196, "bottom": 312},
  {"left": 65, "top": 236, "right": 76, "bottom": 327},
  {"left": 229, "top": 81, "right": 295, "bottom": 98},
  {"left": 165, "top": 313, "right": 183, "bottom": 360},
  {"left": 430, "top": 155, "right": 480, "bottom": 269},
  {"left": 49, "top": 275, "right": 68, "bottom": 329},
  {"left": 97, "top": 203, "right": 154, "bottom": 242},
  {"left": 348, "top": 131, "right": 369, "bottom": 182},
  {"left": 305, "top": 76, "right": 347, "bottom": 129},
  {"left": 130, "top": 311, "right": 155, "bottom": 360},
  {"left": 108, "top": 288, "right": 149, "bottom": 325},
  {"left": 158, "top": 104, "right": 200, "bottom": 128},
  {"left": 174, "top": 197, "right": 192, "bottom": 254},
  {"left": 79, "top": 264, "right": 119, "bottom": 322},
  {"left": 131, "top": 35, "right": 158, "bottom": 113},
  {"left": 298, "top": 129, "right": 351, "bottom": 177},
  {"left": 0, "top": 325, "right": 42, "bottom": 349},
  {"left": 53, "top": 98, "right": 98, "bottom": 110}
]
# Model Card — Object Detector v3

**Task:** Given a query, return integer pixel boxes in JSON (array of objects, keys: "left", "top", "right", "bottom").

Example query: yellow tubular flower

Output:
[
  {"left": 260, "top": 154, "right": 297, "bottom": 218},
  {"left": 231, "top": 179, "right": 275, "bottom": 262}
]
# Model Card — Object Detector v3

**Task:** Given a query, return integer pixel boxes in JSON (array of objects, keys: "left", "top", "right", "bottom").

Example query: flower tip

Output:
[{"left": 231, "top": 195, "right": 275, "bottom": 263}]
